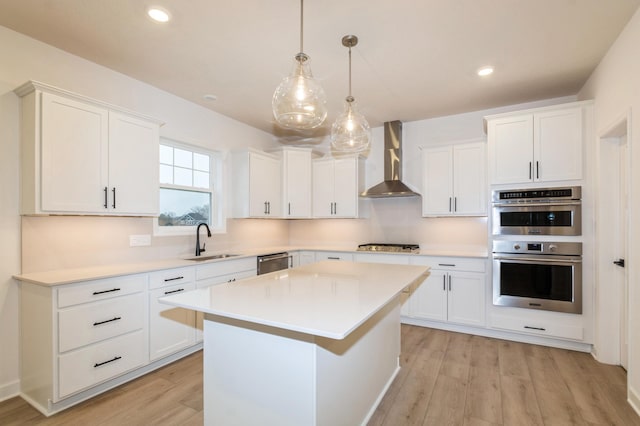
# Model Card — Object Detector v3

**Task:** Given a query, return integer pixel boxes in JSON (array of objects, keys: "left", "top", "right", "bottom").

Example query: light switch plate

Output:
[{"left": 129, "top": 234, "right": 151, "bottom": 247}]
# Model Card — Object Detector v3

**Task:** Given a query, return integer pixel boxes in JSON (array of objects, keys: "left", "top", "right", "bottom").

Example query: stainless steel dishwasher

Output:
[{"left": 257, "top": 252, "right": 291, "bottom": 275}]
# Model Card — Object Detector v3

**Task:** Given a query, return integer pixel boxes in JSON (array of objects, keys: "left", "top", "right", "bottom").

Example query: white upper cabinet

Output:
[
  {"left": 16, "top": 81, "right": 161, "bottom": 216},
  {"left": 421, "top": 141, "right": 486, "bottom": 216},
  {"left": 275, "top": 147, "right": 313, "bottom": 218},
  {"left": 486, "top": 102, "right": 590, "bottom": 185},
  {"left": 232, "top": 149, "right": 282, "bottom": 218},
  {"left": 312, "top": 156, "right": 366, "bottom": 219}
]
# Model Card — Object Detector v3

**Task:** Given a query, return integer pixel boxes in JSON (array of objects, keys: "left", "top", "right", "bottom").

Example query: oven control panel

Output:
[{"left": 493, "top": 240, "right": 581, "bottom": 256}]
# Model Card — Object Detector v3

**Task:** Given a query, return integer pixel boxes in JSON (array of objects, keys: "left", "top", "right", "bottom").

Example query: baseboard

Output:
[
  {"left": 629, "top": 384, "right": 640, "bottom": 417},
  {"left": 0, "top": 379, "right": 20, "bottom": 403}
]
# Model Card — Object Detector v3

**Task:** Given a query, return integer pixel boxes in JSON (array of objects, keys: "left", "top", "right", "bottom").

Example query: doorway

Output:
[{"left": 597, "top": 114, "right": 630, "bottom": 369}]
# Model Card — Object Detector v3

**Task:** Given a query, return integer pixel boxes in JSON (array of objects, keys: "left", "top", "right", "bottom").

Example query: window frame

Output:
[{"left": 154, "top": 138, "right": 226, "bottom": 236}]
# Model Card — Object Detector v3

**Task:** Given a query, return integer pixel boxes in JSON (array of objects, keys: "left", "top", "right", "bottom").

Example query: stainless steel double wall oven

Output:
[{"left": 491, "top": 187, "right": 583, "bottom": 314}]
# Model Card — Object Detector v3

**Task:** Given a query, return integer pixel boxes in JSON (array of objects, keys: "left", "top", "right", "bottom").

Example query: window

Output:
[{"left": 155, "top": 139, "right": 224, "bottom": 235}]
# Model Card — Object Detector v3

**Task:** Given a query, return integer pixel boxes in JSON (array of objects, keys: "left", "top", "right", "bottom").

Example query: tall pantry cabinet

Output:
[{"left": 15, "top": 81, "right": 162, "bottom": 216}]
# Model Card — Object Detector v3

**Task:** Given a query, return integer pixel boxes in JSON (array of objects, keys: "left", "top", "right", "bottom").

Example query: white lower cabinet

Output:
[
  {"left": 354, "top": 253, "right": 411, "bottom": 315},
  {"left": 407, "top": 257, "right": 486, "bottom": 327}
]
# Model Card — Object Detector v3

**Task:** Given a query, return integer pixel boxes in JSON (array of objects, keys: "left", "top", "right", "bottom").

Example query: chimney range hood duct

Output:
[{"left": 360, "top": 120, "right": 420, "bottom": 198}]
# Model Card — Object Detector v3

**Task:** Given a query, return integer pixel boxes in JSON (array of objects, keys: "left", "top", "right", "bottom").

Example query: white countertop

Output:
[{"left": 160, "top": 260, "right": 430, "bottom": 340}]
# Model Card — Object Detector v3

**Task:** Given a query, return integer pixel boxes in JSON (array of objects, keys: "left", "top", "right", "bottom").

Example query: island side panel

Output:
[
  {"left": 315, "top": 296, "right": 401, "bottom": 426},
  {"left": 202, "top": 315, "right": 317, "bottom": 426}
]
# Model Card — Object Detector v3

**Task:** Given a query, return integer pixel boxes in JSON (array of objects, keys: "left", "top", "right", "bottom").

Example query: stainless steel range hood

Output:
[{"left": 360, "top": 121, "right": 420, "bottom": 198}]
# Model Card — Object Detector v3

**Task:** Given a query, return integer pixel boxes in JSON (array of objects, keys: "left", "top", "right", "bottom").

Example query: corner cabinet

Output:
[
  {"left": 421, "top": 141, "right": 487, "bottom": 216},
  {"left": 312, "top": 155, "right": 366, "bottom": 218},
  {"left": 485, "top": 101, "right": 592, "bottom": 184},
  {"left": 231, "top": 149, "right": 282, "bottom": 218},
  {"left": 15, "top": 81, "right": 161, "bottom": 216}
]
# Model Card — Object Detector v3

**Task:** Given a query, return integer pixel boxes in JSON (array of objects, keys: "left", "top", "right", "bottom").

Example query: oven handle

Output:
[
  {"left": 493, "top": 255, "right": 582, "bottom": 264},
  {"left": 492, "top": 201, "right": 581, "bottom": 207}
]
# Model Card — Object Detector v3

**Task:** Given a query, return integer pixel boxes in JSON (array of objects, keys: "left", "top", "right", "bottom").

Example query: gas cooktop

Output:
[{"left": 357, "top": 243, "right": 420, "bottom": 253}]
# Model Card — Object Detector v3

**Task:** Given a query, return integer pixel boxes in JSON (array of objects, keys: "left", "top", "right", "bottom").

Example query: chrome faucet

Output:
[{"left": 195, "top": 222, "right": 211, "bottom": 256}]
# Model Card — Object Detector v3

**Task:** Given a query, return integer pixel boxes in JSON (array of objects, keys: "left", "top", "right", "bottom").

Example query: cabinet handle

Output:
[
  {"left": 164, "top": 276, "right": 184, "bottom": 282},
  {"left": 103, "top": 187, "right": 108, "bottom": 209},
  {"left": 93, "top": 316, "right": 122, "bottom": 326},
  {"left": 112, "top": 187, "right": 116, "bottom": 209},
  {"left": 289, "top": 255, "right": 294, "bottom": 268},
  {"left": 267, "top": 201, "right": 271, "bottom": 215},
  {"left": 536, "top": 161, "right": 540, "bottom": 179},
  {"left": 442, "top": 275, "right": 446, "bottom": 291},
  {"left": 524, "top": 325, "right": 546, "bottom": 331},
  {"left": 438, "top": 263, "right": 456, "bottom": 267},
  {"left": 92, "top": 288, "right": 121, "bottom": 295},
  {"left": 449, "top": 197, "right": 452, "bottom": 212},
  {"left": 334, "top": 202, "right": 337, "bottom": 215},
  {"left": 448, "top": 275, "right": 452, "bottom": 291},
  {"left": 264, "top": 201, "right": 268, "bottom": 215},
  {"left": 529, "top": 162, "right": 532, "bottom": 179},
  {"left": 94, "top": 356, "right": 122, "bottom": 368},
  {"left": 164, "top": 288, "right": 185, "bottom": 295},
  {"left": 454, "top": 197, "right": 457, "bottom": 212},
  {"left": 227, "top": 278, "right": 236, "bottom": 283},
  {"left": 288, "top": 202, "right": 291, "bottom": 216},
  {"left": 328, "top": 256, "right": 340, "bottom": 260}
]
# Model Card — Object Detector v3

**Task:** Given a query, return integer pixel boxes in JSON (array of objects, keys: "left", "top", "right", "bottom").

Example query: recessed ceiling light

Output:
[
  {"left": 203, "top": 94, "right": 217, "bottom": 101},
  {"left": 147, "top": 7, "right": 170, "bottom": 23},
  {"left": 477, "top": 66, "right": 494, "bottom": 77}
]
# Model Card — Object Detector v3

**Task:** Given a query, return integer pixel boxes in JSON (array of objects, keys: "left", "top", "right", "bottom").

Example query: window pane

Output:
[
  {"left": 159, "top": 164, "right": 174, "bottom": 184},
  {"left": 174, "top": 148, "right": 192, "bottom": 168},
  {"left": 159, "top": 145, "right": 173, "bottom": 165},
  {"left": 174, "top": 167, "right": 193, "bottom": 186},
  {"left": 194, "top": 153, "right": 210, "bottom": 172},
  {"left": 159, "top": 188, "right": 210, "bottom": 226},
  {"left": 193, "top": 171, "right": 210, "bottom": 189}
]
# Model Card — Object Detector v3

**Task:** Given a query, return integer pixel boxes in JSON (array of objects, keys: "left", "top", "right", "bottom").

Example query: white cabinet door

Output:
[
  {"left": 312, "top": 160, "right": 335, "bottom": 218},
  {"left": 282, "top": 149, "right": 312, "bottom": 218},
  {"left": 108, "top": 111, "right": 159, "bottom": 215},
  {"left": 149, "top": 282, "right": 196, "bottom": 361},
  {"left": 41, "top": 92, "right": 109, "bottom": 213},
  {"left": 488, "top": 114, "right": 533, "bottom": 184},
  {"left": 453, "top": 143, "right": 486, "bottom": 215},
  {"left": 333, "top": 158, "right": 358, "bottom": 218},
  {"left": 248, "top": 152, "right": 282, "bottom": 217},
  {"left": 534, "top": 107, "right": 582, "bottom": 182},
  {"left": 447, "top": 271, "right": 485, "bottom": 327},
  {"left": 422, "top": 143, "right": 486, "bottom": 216},
  {"left": 422, "top": 146, "right": 453, "bottom": 215},
  {"left": 409, "top": 269, "right": 448, "bottom": 322}
]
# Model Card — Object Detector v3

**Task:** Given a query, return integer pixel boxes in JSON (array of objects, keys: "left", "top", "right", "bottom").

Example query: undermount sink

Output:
[{"left": 186, "top": 253, "right": 240, "bottom": 262}]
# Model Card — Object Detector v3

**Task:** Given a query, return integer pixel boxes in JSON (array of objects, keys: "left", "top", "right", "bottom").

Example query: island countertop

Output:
[{"left": 160, "top": 260, "right": 430, "bottom": 340}]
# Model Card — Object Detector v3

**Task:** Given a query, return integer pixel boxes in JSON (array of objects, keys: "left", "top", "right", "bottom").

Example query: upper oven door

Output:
[{"left": 492, "top": 202, "right": 581, "bottom": 236}]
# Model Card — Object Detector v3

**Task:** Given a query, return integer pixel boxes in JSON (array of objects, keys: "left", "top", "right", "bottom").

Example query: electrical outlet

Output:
[{"left": 129, "top": 234, "right": 151, "bottom": 247}]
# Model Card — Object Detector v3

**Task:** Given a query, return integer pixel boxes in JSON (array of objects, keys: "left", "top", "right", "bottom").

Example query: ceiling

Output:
[{"left": 1, "top": 0, "right": 638, "bottom": 142}]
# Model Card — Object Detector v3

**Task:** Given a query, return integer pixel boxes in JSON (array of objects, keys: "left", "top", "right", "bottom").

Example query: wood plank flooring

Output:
[{"left": 1, "top": 325, "right": 638, "bottom": 425}]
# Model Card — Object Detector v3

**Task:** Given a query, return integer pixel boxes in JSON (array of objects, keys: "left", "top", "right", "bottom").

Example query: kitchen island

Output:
[{"left": 160, "top": 260, "right": 430, "bottom": 426}]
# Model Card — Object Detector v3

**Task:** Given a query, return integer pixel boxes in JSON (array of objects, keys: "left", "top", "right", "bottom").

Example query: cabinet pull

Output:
[
  {"left": 449, "top": 197, "right": 452, "bottom": 212},
  {"left": 164, "top": 288, "right": 185, "bottom": 295},
  {"left": 454, "top": 197, "right": 457, "bottom": 212},
  {"left": 524, "top": 325, "right": 546, "bottom": 331},
  {"left": 94, "top": 356, "right": 122, "bottom": 368},
  {"left": 112, "top": 187, "right": 116, "bottom": 209},
  {"left": 92, "top": 288, "right": 121, "bottom": 295},
  {"left": 442, "top": 275, "right": 446, "bottom": 291},
  {"left": 264, "top": 201, "right": 268, "bottom": 215},
  {"left": 536, "top": 161, "right": 540, "bottom": 179},
  {"left": 93, "top": 316, "right": 122, "bottom": 326},
  {"left": 529, "top": 162, "right": 532, "bottom": 179},
  {"left": 334, "top": 202, "right": 337, "bottom": 215},
  {"left": 448, "top": 275, "right": 452, "bottom": 291},
  {"left": 267, "top": 201, "right": 271, "bottom": 215},
  {"left": 289, "top": 255, "right": 294, "bottom": 268},
  {"left": 164, "top": 276, "right": 184, "bottom": 282},
  {"left": 328, "top": 256, "right": 340, "bottom": 260},
  {"left": 438, "top": 263, "right": 456, "bottom": 267},
  {"left": 227, "top": 278, "right": 236, "bottom": 283},
  {"left": 288, "top": 202, "right": 291, "bottom": 215},
  {"left": 103, "top": 187, "right": 108, "bottom": 209}
]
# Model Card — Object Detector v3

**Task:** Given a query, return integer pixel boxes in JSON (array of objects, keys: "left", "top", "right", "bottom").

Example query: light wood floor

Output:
[{"left": 1, "top": 325, "right": 638, "bottom": 425}]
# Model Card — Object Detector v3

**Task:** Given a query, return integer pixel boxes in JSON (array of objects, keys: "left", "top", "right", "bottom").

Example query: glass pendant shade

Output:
[
  {"left": 331, "top": 96, "right": 371, "bottom": 152},
  {"left": 272, "top": 53, "right": 327, "bottom": 130}
]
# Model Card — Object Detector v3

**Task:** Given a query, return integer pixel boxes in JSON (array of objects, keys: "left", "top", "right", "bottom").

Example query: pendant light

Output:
[
  {"left": 272, "top": 0, "right": 327, "bottom": 130},
  {"left": 331, "top": 35, "right": 371, "bottom": 153}
]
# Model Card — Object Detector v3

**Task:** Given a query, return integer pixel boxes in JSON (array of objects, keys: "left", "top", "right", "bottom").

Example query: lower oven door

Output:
[{"left": 493, "top": 254, "right": 582, "bottom": 314}]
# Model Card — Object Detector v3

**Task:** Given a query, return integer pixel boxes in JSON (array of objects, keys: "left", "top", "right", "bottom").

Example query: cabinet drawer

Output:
[
  {"left": 58, "top": 274, "right": 147, "bottom": 308},
  {"left": 489, "top": 313, "right": 583, "bottom": 341},
  {"left": 410, "top": 256, "right": 486, "bottom": 273},
  {"left": 354, "top": 253, "right": 409, "bottom": 265},
  {"left": 196, "top": 269, "right": 256, "bottom": 288},
  {"left": 58, "top": 330, "right": 147, "bottom": 399},
  {"left": 195, "top": 257, "right": 256, "bottom": 280},
  {"left": 315, "top": 251, "right": 354, "bottom": 262},
  {"left": 58, "top": 293, "right": 145, "bottom": 353},
  {"left": 149, "top": 267, "right": 195, "bottom": 290}
]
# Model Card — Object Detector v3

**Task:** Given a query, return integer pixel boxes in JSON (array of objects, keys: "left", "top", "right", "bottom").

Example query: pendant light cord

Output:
[
  {"left": 299, "top": 0, "right": 304, "bottom": 53},
  {"left": 348, "top": 45, "right": 352, "bottom": 99}
]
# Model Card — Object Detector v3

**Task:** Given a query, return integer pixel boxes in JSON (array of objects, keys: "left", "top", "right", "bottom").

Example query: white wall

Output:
[
  {"left": 578, "top": 7, "right": 640, "bottom": 411},
  {"left": 0, "top": 25, "right": 287, "bottom": 401}
]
